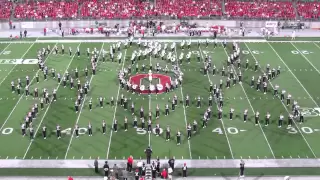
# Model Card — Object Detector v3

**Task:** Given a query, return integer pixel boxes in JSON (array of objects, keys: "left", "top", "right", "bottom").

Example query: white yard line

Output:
[
  {"left": 23, "top": 43, "right": 81, "bottom": 159},
  {"left": 246, "top": 42, "right": 317, "bottom": 158},
  {"left": 312, "top": 42, "right": 320, "bottom": 51},
  {"left": 0, "top": 43, "right": 14, "bottom": 86},
  {"left": 221, "top": 43, "right": 275, "bottom": 158},
  {"left": 174, "top": 46, "right": 192, "bottom": 159},
  {"left": 106, "top": 49, "right": 127, "bottom": 159},
  {"left": 199, "top": 46, "right": 235, "bottom": 159},
  {"left": 0, "top": 42, "right": 12, "bottom": 55},
  {"left": 64, "top": 43, "right": 105, "bottom": 159},
  {"left": 148, "top": 56, "right": 152, "bottom": 147},
  {"left": 267, "top": 42, "right": 319, "bottom": 107},
  {"left": 291, "top": 42, "right": 320, "bottom": 75},
  {"left": 0, "top": 42, "right": 53, "bottom": 132}
]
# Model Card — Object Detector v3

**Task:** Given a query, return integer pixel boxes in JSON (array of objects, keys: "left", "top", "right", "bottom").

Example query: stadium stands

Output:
[
  {"left": 0, "top": 1, "right": 12, "bottom": 19},
  {"left": 1, "top": 0, "right": 318, "bottom": 20},
  {"left": 297, "top": 1, "right": 320, "bottom": 20},
  {"left": 224, "top": 0, "right": 296, "bottom": 19},
  {"left": 14, "top": 0, "right": 78, "bottom": 20}
]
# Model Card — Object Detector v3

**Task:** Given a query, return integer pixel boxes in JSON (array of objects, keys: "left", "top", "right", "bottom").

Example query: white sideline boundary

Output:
[
  {"left": 0, "top": 159, "right": 320, "bottom": 168},
  {"left": 1, "top": 39, "right": 320, "bottom": 43}
]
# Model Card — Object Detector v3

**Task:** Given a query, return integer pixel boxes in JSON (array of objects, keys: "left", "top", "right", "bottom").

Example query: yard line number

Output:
[
  {"left": 300, "top": 107, "right": 320, "bottom": 117},
  {"left": 212, "top": 127, "right": 239, "bottom": 134},
  {"left": 287, "top": 126, "right": 316, "bottom": 134},
  {"left": 0, "top": 51, "right": 11, "bottom": 55},
  {"left": 137, "top": 128, "right": 163, "bottom": 135},
  {"left": 242, "top": 50, "right": 262, "bottom": 55},
  {"left": 291, "top": 50, "right": 313, "bottom": 55},
  {"left": 192, "top": 51, "right": 213, "bottom": 56}
]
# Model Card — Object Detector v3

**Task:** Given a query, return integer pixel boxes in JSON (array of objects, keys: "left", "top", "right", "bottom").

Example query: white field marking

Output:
[
  {"left": 291, "top": 42, "right": 320, "bottom": 75},
  {"left": 222, "top": 43, "right": 275, "bottom": 158},
  {"left": 64, "top": 42, "right": 105, "bottom": 159},
  {"left": 0, "top": 43, "right": 12, "bottom": 55},
  {"left": 22, "top": 43, "right": 81, "bottom": 159},
  {"left": 148, "top": 55, "right": 151, "bottom": 147},
  {"left": 267, "top": 42, "right": 320, "bottom": 107},
  {"left": 248, "top": 42, "right": 317, "bottom": 158},
  {"left": 199, "top": 46, "right": 234, "bottom": 159},
  {"left": 0, "top": 42, "right": 52, "bottom": 132},
  {"left": 0, "top": 42, "right": 13, "bottom": 84},
  {"left": 174, "top": 45, "right": 192, "bottom": 159},
  {"left": 106, "top": 49, "right": 127, "bottom": 159}
]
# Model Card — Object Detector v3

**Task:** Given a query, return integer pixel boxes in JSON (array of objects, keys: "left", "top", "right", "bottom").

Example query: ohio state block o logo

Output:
[{"left": 129, "top": 74, "right": 171, "bottom": 94}]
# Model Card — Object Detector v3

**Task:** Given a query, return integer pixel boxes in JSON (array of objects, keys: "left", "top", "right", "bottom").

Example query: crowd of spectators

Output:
[{"left": 0, "top": 0, "right": 319, "bottom": 21}]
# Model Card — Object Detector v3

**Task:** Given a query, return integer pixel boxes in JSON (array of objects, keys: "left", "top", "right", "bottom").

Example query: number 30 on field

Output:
[
  {"left": 287, "top": 126, "right": 315, "bottom": 134},
  {"left": 291, "top": 50, "right": 312, "bottom": 55}
]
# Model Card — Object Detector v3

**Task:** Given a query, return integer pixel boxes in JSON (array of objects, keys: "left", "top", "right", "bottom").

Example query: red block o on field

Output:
[{"left": 129, "top": 73, "right": 172, "bottom": 94}]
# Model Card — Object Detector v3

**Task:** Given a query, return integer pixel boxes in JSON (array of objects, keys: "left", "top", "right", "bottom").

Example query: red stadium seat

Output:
[
  {"left": 297, "top": 1, "right": 320, "bottom": 20},
  {"left": 224, "top": 0, "right": 295, "bottom": 20}
]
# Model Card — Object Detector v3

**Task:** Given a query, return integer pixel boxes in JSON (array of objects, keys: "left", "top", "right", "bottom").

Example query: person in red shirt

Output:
[
  {"left": 67, "top": 176, "right": 73, "bottom": 180},
  {"left": 161, "top": 168, "right": 168, "bottom": 179},
  {"left": 127, "top": 155, "right": 133, "bottom": 172}
]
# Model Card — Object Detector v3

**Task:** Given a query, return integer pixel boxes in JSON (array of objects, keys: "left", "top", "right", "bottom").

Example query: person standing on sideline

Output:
[
  {"left": 168, "top": 157, "right": 175, "bottom": 171},
  {"left": 182, "top": 163, "right": 187, "bottom": 178},
  {"left": 103, "top": 161, "right": 109, "bottom": 178},
  {"left": 94, "top": 158, "right": 99, "bottom": 173},
  {"left": 144, "top": 146, "right": 152, "bottom": 164},
  {"left": 168, "top": 166, "right": 173, "bottom": 180},
  {"left": 161, "top": 168, "right": 168, "bottom": 179},
  {"left": 240, "top": 160, "right": 245, "bottom": 178},
  {"left": 127, "top": 155, "right": 133, "bottom": 172}
]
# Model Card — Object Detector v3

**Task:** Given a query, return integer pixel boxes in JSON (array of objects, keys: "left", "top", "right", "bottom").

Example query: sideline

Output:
[
  {"left": 0, "top": 176, "right": 319, "bottom": 180},
  {"left": 0, "top": 159, "right": 320, "bottom": 168}
]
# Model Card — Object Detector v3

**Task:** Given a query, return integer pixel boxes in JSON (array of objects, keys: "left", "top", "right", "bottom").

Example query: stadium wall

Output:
[{"left": 0, "top": 20, "right": 317, "bottom": 29}]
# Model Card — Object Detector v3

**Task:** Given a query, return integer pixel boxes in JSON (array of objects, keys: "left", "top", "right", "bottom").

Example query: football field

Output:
[{"left": 0, "top": 38, "right": 320, "bottom": 161}]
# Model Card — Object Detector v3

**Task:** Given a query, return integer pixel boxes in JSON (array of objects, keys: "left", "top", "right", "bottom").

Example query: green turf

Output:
[
  {"left": 0, "top": 40, "right": 319, "bottom": 162},
  {"left": 1, "top": 167, "right": 320, "bottom": 176}
]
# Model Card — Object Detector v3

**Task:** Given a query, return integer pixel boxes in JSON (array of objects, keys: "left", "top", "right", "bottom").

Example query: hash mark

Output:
[
  {"left": 199, "top": 156, "right": 201, "bottom": 159},
  {"left": 240, "top": 156, "right": 242, "bottom": 159},
  {"left": 14, "top": 156, "right": 17, "bottom": 159},
  {"left": 73, "top": 156, "right": 75, "bottom": 159},
  {"left": 6, "top": 156, "right": 8, "bottom": 159},
  {"left": 31, "top": 156, "right": 33, "bottom": 159},
  {"left": 90, "top": 156, "right": 92, "bottom": 159},
  {"left": 290, "top": 156, "right": 292, "bottom": 158},
  {"left": 165, "top": 156, "right": 167, "bottom": 159},
  {"left": 306, "top": 155, "right": 309, "bottom": 158},
  {"left": 298, "top": 155, "right": 300, "bottom": 158},
  {"left": 182, "top": 156, "right": 184, "bottom": 159},
  {"left": 224, "top": 156, "right": 226, "bottom": 159},
  {"left": 81, "top": 156, "right": 83, "bottom": 159},
  {"left": 281, "top": 156, "right": 284, "bottom": 159},
  {"left": 48, "top": 157, "right": 50, "bottom": 159},
  {"left": 56, "top": 156, "right": 58, "bottom": 159},
  {"left": 207, "top": 156, "right": 209, "bottom": 159},
  {"left": 215, "top": 156, "right": 217, "bottom": 159},
  {"left": 257, "top": 156, "right": 259, "bottom": 159}
]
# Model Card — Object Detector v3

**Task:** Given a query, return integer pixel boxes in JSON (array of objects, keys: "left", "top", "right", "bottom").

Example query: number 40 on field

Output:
[{"left": 0, "top": 51, "right": 11, "bottom": 55}]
